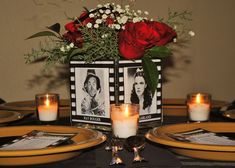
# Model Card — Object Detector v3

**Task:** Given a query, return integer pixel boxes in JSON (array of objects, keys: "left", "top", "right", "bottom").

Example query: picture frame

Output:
[{"left": 69, "top": 59, "right": 162, "bottom": 126}]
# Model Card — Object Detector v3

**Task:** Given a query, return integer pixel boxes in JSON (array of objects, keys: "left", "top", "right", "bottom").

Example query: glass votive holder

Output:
[
  {"left": 110, "top": 104, "right": 139, "bottom": 139},
  {"left": 35, "top": 93, "right": 59, "bottom": 123},
  {"left": 187, "top": 93, "right": 211, "bottom": 122}
]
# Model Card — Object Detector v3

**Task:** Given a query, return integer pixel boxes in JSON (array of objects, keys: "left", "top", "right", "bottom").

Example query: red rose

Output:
[
  {"left": 118, "top": 21, "right": 176, "bottom": 59},
  {"left": 78, "top": 11, "right": 94, "bottom": 26},
  {"left": 63, "top": 31, "right": 83, "bottom": 48},
  {"left": 105, "top": 17, "right": 114, "bottom": 25},
  {"left": 65, "top": 21, "right": 77, "bottom": 32},
  {"left": 151, "top": 21, "right": 177, "bottom": 46}
]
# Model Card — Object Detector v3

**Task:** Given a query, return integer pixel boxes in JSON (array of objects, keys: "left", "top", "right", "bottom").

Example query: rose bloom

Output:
[
  {"left": 63, "top": 31, "right": 83, "bottom": 48},
  {"left": 63, "top": 11, "right": 94, "bottom": 47},
  {"left": 118, "top": 21, "right": 176, "bottom": 59}
]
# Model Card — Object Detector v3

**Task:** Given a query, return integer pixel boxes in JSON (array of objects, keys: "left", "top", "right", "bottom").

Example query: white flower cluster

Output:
[
  {"left": 60, "top": 43, "right": 74, "bottom": 52},
  {"left": 85, "top": 3, "right": 150, "bottom": 30}
]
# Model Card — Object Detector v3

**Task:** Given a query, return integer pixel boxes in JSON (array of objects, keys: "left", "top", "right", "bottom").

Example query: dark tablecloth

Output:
[
  {"left": 8, "top": 142, "right": 181, "bottom": 168},
  {"left": 2, "top": 107, "right": 235, "bottom": 168}
]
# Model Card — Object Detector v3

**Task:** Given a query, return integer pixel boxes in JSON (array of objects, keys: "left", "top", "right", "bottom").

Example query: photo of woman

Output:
[{"left": 130, "top": 68, "right": 153, "bottom": 115}]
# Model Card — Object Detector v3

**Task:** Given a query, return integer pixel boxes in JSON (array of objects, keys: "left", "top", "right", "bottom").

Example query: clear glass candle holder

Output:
[
  {"left": 35, "top": 93, "right": 59, "bottom": 123},
  {"left": 187, "top": 93, "right": 211, "bottom": 122},
  {"left": 110, "top": 104, "right": 139, "bottom": 139}
]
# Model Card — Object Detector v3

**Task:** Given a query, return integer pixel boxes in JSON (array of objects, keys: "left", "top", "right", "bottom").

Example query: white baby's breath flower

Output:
[
  {"left": 115, "top": 24, "right": 121, "bottom": 30},
  {"left": 173, "top": 38, "right": 177, "bottom": 43},
  {"left": 66, "top": 45, "right": 70, "bottom": 50},
  {"left": 173, "top": 25, "right": 177, "bottom": 30},
  {"left": 96, "top": 19, "right": 102, "bottom": 24},
  {"left": 104, "top": 3, "right": 110, "bottom": 8},
  {"left": 116, "top": 4, "right": 121, "bottom": 9},
  {"left": 86, "top": 22, "right": 92, "bottom": 28},
  {"left": 150, "top": 18, "right": 154, "bottom": 21},
  {"left": 109, "top": 24, "right": 115, "bottom": 29},
  {"left": 60, "top": 46, "right": 65, "bottom": 52},
  {"left": 105, "top": 9, "right": 111, "bottom": 14},
  {"left": 133, "top": 17, "right": 139, "bottom": 23},
  {"left": 69, "top": 43, "right": 74, "bottom": 48},
  {"left": 89, "top": 13, "right": 95, "bottom": 18},
  {"left": 188, "top": 30, "right": 195, "bottom": 37},
  {"left": 133, "top": 12, "right": 138, "bottom": 16},
  {"left": 116, "top": 8, "right": 124, "bottom": 13},
  {"left": 97, "top": 4, "right": 102, "bottom": 8},
  {"left": 133, "top": 17, "right": 142, "bottom": 23},
  {"left": 102, "top": 14, "right": 108, "bottom": 19},
  {"left": 137, "top": 10, "right": 142, "bottom": 14},
  {"left": 144, "top": 11, "right": 149, "bottom": 15},
  {"left": 125, "top": 5, "right": 130, "bottom": 9},
  {"left": 99, "top": 9, "right": 104, "bottom": 13},
  {"left": 101, "top": 34, "right": 108, "bottom": 38},
  {"left": 120, "top": 16, "right": 128, "bottom": 24},
  {"left": 94, "top": 24, "right": 99, "bottom": 28}
]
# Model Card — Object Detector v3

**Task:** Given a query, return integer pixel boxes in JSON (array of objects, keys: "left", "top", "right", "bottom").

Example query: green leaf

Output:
[
  {"left": 46, "top": 23, "right": 61, "bottom": 34},
  {"left": 69, "top": 48, "right": 84, "bottom": 60},
  {"left": 142, "top": 56, "right": 159, "bottom": 96},
  {"left": 25, "top": 31, "right": 59, "bottom": 40},
  {"left": 148, "top": 46, "right": 171, "bottom": 58}
]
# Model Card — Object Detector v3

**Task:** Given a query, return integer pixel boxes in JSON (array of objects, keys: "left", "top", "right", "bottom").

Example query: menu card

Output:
[
  {"left": 168, "top": 129, "right": 235, "bottom": 146},
  {"left": 0, "top": 130, "right": 76, "bottom": 150}
]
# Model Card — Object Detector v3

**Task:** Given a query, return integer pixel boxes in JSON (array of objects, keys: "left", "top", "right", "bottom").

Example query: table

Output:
[{"left": 0, "top": 99, "right": 235, "bottom": 168}]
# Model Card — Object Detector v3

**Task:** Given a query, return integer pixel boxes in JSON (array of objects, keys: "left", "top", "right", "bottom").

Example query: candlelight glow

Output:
[
  {"left": 45, "top": 94, "right": 50, "bottom": 106},
  {"left": 196, "top": 93, "right": 201, "bottom": 104},
  {"left": 124, "top": 105, "right": 129, "bottom": 117}
]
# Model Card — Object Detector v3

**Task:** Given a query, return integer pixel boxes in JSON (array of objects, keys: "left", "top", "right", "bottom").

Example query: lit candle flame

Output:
[
  {"left": 124, "top": 105, "right": 129, "bottom": 117},
  {"left": 196, "top": 93, "right": 201, "bottom": 104},
  {"left": 45, "top": 94, "right": 50, "bottom": 106}
]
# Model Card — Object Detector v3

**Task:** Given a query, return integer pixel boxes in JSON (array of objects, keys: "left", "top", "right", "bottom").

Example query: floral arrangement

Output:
[{"left": 25, "top": 3, "right": 193, "bottom": 94}]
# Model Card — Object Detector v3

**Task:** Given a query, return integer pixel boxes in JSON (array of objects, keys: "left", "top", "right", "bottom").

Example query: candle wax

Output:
[
  {"left": 112, "top": 114, "right": 138, "bottom": 138},
  {"left": 188, "top": 103, "right": 210, "bottom": 121},
  {"left": 111, "top": 110, "right": 139, "bottom": 138},
  {"left": 38, "top": 103, "right": 58, "bottom": 121}
]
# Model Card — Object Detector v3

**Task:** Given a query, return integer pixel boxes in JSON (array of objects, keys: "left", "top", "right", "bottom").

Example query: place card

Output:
[
  {"left": 168, "top": 129, "right": 235, "bottom": 146},
  {"left": 0, "top": 130, "right": 76, "bottom": 150}
]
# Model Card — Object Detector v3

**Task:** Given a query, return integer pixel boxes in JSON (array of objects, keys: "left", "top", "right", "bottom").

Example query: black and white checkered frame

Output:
[{"left": 69, "top": 59, "right": 162, "bottom": 126}]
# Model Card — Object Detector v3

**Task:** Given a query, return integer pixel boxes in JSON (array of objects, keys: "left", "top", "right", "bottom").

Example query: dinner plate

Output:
[
  {"left": 223, "top": 109, "right": 235, "bottom": 120},
  {"left": 0, "top": 125, "right": 106, "bottom": 166},
  {"left": 0, "top": 110, "right": 23, "bottom": 125},
  {"left": 0, "top": 99, "right": 70, "bottom": 111},
  {"left": 0, "top": 99, "right": 70, "bottom": 117},
  {"left": 145, "top": 122, "right": 235, "bottom": 161}
]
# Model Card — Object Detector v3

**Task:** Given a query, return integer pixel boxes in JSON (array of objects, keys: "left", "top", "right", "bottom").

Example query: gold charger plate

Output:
[
  {"left": 0, "top": 110, "right": 23, "bottom": 125},
  {"left": 146, "top": 122, "right": 235, "bottom": 161},
  {"left": 0, "top": 125, "right": 106, "bottom": 166},
  {"left": 0, "top": 99, "right": 70, "bottom": 111},
  {"left": 0, "top": 99, "right": 70, "bottom": 117}
]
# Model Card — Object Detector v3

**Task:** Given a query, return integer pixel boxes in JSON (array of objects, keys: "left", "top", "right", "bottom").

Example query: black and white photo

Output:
[
  {"left": 124, "top": 67, "right": 157, "bottom": 121},
  {"left": 74, "top": 67, "right": 110, "bottom": 122}
]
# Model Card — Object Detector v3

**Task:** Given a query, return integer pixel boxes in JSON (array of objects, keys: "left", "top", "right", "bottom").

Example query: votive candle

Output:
[
  {"left": 36, "top": 93, "right": 59, "bottom": 122},
  {"left": 110, "top": 104, "right": 139, "bottom": 138},
  {"left": 187, "top": 93, "right": 211, "bottom": 122}
]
